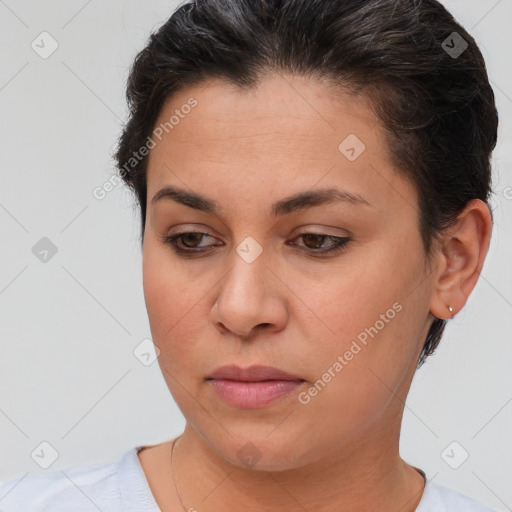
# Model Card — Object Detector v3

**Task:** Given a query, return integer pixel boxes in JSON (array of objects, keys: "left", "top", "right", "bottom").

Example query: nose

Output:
[{"left": 210, "top": 247, "right": 288, "bottom": 340}]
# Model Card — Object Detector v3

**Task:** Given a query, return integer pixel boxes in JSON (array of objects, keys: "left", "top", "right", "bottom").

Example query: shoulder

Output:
[
  {"left": 0, "top": 447, "right": 139, "bottom": 512},
  {"left": 417, "top": 480, "right": 500, "bottom": 512}
]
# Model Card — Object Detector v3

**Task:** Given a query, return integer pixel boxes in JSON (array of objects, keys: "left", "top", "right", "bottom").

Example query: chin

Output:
[{"left": 205, "top": 429, "right": 314, "bottom": 472}]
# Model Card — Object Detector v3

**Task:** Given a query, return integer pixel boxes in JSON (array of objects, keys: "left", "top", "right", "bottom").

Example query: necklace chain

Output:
[{"left": 171, "top": 435, "right": 187, "bottom": 512}]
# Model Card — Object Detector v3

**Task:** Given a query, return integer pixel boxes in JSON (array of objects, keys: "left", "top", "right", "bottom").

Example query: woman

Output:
[{"left": 0, "top": 0, "right": 501, "bottom": 510}]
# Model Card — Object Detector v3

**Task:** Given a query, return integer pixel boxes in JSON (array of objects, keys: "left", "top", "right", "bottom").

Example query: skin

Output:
[{"left": 138, "top": 73, "right": 492, "bottom": 511}]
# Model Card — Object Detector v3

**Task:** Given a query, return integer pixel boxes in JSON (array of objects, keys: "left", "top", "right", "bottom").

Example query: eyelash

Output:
[{"left": 161, "top": 231, "right": 352, "bottom": 257}]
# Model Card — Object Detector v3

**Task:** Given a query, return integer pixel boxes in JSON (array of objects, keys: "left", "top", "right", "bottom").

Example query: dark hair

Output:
[{"left": 114, "top": 0, "right": 498, "bottom": 366}]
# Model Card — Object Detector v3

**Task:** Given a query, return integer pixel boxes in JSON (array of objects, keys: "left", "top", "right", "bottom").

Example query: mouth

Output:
[
  {"left": 206, "top": 364, "right": 306, "bottom": 409},
  {"left": 206, "top": 364, "right": 305, "bottom": 382}
]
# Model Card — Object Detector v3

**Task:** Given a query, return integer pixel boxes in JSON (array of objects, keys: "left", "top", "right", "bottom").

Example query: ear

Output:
[{"left": 429, "top": 199, "right": 493, "bottom": 320}]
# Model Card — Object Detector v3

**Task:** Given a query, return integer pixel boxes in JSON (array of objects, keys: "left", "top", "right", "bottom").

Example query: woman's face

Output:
[{"left": 142, "top": 74, "right": 435, "bottom": 470}]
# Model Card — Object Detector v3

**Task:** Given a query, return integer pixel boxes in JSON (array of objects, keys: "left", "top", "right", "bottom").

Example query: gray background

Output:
[{"left": 0, "top": 1, "right": 511, "bottom": 510}]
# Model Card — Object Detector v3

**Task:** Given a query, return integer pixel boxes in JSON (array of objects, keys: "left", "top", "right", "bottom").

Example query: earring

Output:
[{"left": 448, "top": 306, "right": 453, "bottom": 313}]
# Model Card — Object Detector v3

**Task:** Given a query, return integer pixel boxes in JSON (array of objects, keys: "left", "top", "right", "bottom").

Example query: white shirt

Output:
[{"left": 0, "top": 446, "right": 499, "bottom": 512}]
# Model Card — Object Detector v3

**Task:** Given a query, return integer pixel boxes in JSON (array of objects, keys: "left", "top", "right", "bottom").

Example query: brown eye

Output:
[
  {"left": 180, "top": 232, "right": 205, "bottom": 248},
  {"left": 301, "top": 234, "right": 327, "bottom": 249},
  {"left": 161, "top": 231, "right": 220, "bottom": 254},
  {"left": 291, "top": 233, "right": 352, "bottom": 255}
]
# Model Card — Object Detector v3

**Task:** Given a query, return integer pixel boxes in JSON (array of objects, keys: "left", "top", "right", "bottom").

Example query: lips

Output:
[
  {"left": 206, "top": 365, "right": 305, "bottom": 409},
  {"left": 207, "top": 364, "right": 304, "bottom": 382}
]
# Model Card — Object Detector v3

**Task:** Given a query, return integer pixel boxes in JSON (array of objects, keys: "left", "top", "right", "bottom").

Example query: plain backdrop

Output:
[{"left": 0, "top": 1, "right": 511, "bottom": 510}]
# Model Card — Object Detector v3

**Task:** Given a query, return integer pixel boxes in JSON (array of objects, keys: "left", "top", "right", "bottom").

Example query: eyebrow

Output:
[{"left": 151, "top": 185, "right": 371, "bottom": 216}]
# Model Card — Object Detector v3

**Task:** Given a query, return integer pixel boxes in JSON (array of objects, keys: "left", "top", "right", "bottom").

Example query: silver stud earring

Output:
[{"left": 448, "top": 306, "right": 453, "bottom": 313}]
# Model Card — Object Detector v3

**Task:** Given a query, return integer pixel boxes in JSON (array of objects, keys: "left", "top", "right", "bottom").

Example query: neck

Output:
[{"left": 172, "top": 418, "right": 425, "bottom": 512}]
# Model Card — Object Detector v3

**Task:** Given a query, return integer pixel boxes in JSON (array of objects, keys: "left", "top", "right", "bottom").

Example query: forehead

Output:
[
  {"left": 145, "top": 74, "right": 416, "bottom": 217},
  {"left": 152, "top": 73, "right": 381, "bottom": 151}
]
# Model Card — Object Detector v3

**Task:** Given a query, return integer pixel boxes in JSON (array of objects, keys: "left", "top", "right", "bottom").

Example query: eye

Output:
[
  {"left": 289, "top": 233, "right": 352, "bottom": 255},
  {"left": 161, "top": 231, "right": 220, "bottom": 254}
]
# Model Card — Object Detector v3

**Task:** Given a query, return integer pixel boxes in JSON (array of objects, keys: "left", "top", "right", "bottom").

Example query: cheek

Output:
[
  {"left": 142, "top": 241, "right": 220, "bottom": 380},
  {"left": 295, "top": 361, "right": 400, "bottom": 453},
  {"left": 297, "top": 242, "right": 425, "bottom": 406},
  {"left": 142, "top": 255, "right": 208, "bottom": 415},
  {"left": 143, "top": 244, "right": 196, "bottom": 358},
  {"left": 304, "top": 253, "right": 405, "bottom": 343},
  {"left": 143, "top": 239, "right": 207, "bottom": 334},
  {"left": 142, "top": 248, "right": 175, "bottom": 338},
  {"left": 294, "top": 302, "right": 413, "bottom": 440}
]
